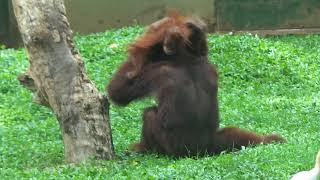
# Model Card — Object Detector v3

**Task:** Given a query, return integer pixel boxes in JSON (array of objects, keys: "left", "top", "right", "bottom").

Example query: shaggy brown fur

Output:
[{"left": 107, "top": 13, "right": 285, "bottom": 157}]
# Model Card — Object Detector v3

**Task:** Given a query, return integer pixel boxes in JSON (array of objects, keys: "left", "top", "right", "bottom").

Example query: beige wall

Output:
[
  {"left": 2, "top": 0, "right": 319, "bottom": 47},
  {"left": 164, "top": 0, "right": 216, "bottom": 30},
  {"left": 64, "top": 0, "right": 215, "bottom": 34}
]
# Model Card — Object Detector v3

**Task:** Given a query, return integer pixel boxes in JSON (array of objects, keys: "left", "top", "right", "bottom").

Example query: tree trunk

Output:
[{"left": 12, "top": 0, "right": 115, "bottom": 163}]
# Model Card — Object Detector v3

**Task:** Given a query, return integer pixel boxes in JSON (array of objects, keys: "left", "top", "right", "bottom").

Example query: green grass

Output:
[{"left": 0, "top": 26, "right": 319, "bottom": 179}]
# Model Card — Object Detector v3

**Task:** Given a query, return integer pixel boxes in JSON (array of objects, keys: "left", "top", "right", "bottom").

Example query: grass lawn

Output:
[{"left": 0, "top": 27, "right": 319, "bottom": 179}]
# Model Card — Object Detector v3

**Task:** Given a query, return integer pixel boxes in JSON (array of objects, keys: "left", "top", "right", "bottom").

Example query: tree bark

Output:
[{"left": 12, "top": 0, "right": 115, "bottom": 163}]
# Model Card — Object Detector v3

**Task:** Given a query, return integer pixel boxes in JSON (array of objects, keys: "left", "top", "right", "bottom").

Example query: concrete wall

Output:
[
  {"left": 64, "top": 0, "right": 215, "bottom": 34},
  {"left": 64, "top": 0, "right": 320, "bottom": 34},
  {"left": 0, "top": 0, "right": 9, "bottom": 44},
  {"left": 216, "top": 0, "right": 320, "bottom": 31},
  {"left": 1, "top": 0, "right": 320, "bottom": 47},
  {"left": 0, "top": 0, "right": 22, "bottom": 47}
]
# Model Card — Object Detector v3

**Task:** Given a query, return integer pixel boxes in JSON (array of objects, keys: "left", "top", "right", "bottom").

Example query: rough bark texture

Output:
[{"left": 12, "top": 0, "right": 115, "bottom": 163}]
